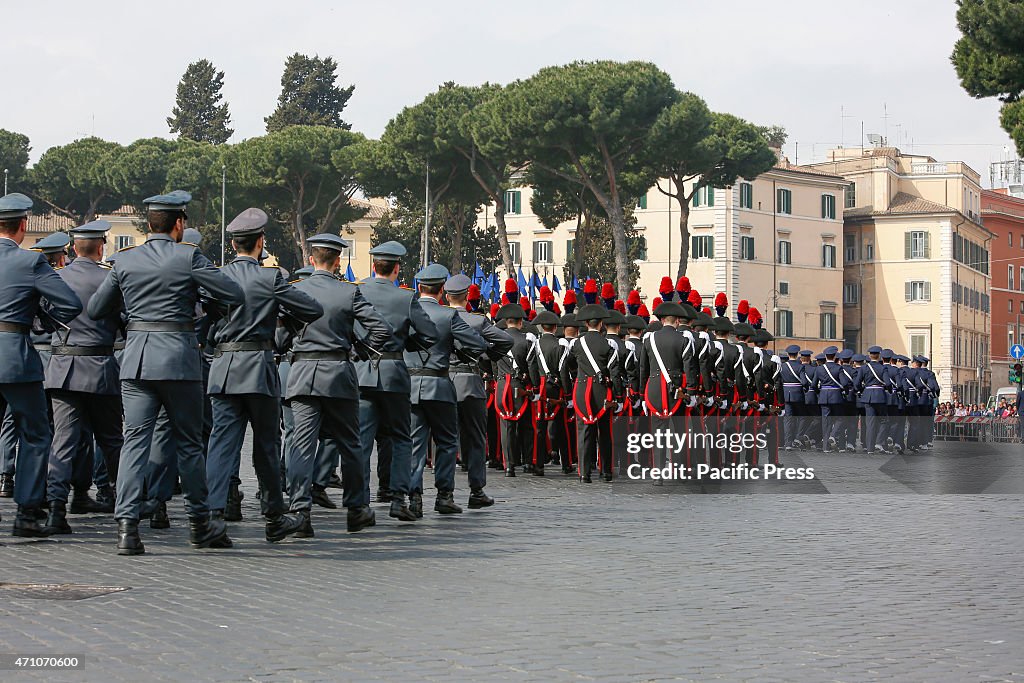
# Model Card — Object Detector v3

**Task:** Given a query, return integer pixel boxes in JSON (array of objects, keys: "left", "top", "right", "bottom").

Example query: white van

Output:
[{"left": 987, "top": 386, "right": 1021, "bottom": 412}]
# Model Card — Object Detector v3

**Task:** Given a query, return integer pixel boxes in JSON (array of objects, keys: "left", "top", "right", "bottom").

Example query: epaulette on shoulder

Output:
[
  {"left": 261, "top": 265, "right": 280, "bottom": 269},
  {"left": 178, "top": 241, "right": 198, "bottom": 247},
  {"left": 97, "top": 262, "right": 112, "bottom": 270},
  {"left": 469, "top": 309, "right": 486, "bottom": 316},
  {"left": 54, "top": 265, "right": 65, "bottom": 271},
  {"left": 116, "top": 244, "right": 136, "bottom": 253}
]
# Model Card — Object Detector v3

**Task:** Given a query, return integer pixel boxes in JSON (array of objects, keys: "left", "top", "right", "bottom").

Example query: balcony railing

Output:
[{"left": 912, "top": 162, "right": 948, "bottom": 175}]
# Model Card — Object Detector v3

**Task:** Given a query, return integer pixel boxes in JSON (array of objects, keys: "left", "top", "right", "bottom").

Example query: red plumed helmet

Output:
[
  {"left": 584, "top": 279, "right": 598, "bottom": 294},
  {"left": 519, "top": 296, "right": 531, "bottom": 311},
  {"left": 539, "top": 286, "right": 553, "bottom": 302},
  {"left": 528, "top": 310, "right": 537, "bottom": 321},
  {"left": 637, "top": 303, "right": 650, "bottom": 317},
  {"left": 652, "top": 297, "right": 663, "bottom": 310},
  {"left": 489, "top": 303, "right": 500, "bottom": 318},
  {"left": 676, "top": 276, "right": 690, "bottom": 292},
  {"left": 600, "top": 282, "right": 616, "bottom": 299},
  {"left": 614, "top": 300, "right": 626, "bottom": 314},
  {"left": 468, "top": 283, "right": 481, "bottom": 300},
  {"left": 688, "top": 290, "right": 702, "bottom": 307},
  {"left": 737, "top": 299, "right": 750, "bottom": 315},
  {"left": 702, "top": 306, "right": 712, "bottom": 316},
  {"left": 714, "top": 292, "right": 727, "bottom": 307},
  {"left": 563, "top": 290, "right": 577, "bottom": 305},
  {"left": 748, "top": 307, "right": 762, "bottom": 324},
  {"left": 627, "top": 290, "right": 642, "bottom": 306},
  {"left": 504, "top": 278, "right": 518, "bottom": 294},
  {"left": 659, "top": 276, "right": 674, "bottom": 293}
]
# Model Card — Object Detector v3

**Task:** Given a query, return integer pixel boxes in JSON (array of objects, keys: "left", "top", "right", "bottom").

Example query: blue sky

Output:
[{"left": 3, "top": 0, "right": 1015, "bottom": 184}]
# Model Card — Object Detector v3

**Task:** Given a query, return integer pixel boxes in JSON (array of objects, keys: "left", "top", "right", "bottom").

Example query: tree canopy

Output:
[
  {"left": 167, "top": 59, "right": 234, "bottom": 145},
  {"left": 952, "top": 0, "right": 1024, "bottom": 155},
  {"left": 265, "top": 54, "right": 355, "bottom": 133},
  {"left": 0, "top": 129, "right": 31, "bottom": 192},
  {"left": 30, "top": 137, "right": 125, "bottom": 223}
]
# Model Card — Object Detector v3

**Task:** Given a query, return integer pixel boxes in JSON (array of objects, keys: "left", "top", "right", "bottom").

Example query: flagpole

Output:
[{"left": 422, "top": 161, "right": 430, "bottom": 268}]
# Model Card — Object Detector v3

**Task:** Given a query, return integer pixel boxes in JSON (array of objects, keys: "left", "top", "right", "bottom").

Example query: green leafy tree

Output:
[
  {"left": 106, "top": 137, "right": 179, "bottom": 216},
  {"left": 230, "top": 125, "right": 366, "bottom": 270},
  {"left": 356, "top": 92, "right": 488, "bottom": 273},
  {"left": 165, "top": 140, "right": 233, "bottom": 262},
  {"left": 0, "top": 129, "right": 31, "bottom": 192},
  {"left": 952, "top": 0, "right": 1024, "bottom": 155},
  {"left": 485, "top": 61, "right": 678, "bottom": 298},
  {"left": 647, "top": 95, "right": 777, "bottom": 277},
  {"left": 265, "top": 54, "right": 354, "bottom": 133},
  {"left": 167, "top": 59, "right": 234, "bottom": 144},
  {"left": 30, "top": 137, "right": 124, "bottom": 223}
]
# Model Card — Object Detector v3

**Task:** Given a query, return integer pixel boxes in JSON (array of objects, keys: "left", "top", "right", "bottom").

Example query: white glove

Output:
[
  {"left": 719, "top": 399, "right": 728, "bottom": 410},
  {"left": 687, "top": 396, "right": 698, "bottom": 408},
  {"left": 758, "top": 403, "right": 766, "bottom": 412},
  {"left": 741, "top": 401, "right": 749, "bottom": 410},
  {"left": 704, "top": 396, "right": 714, "bottom": 407},
  {"left": 566, "top": 401, "right": 574, "bottom": 410}
]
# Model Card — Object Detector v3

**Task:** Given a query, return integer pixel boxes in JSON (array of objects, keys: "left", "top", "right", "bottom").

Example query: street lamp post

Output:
[
  {"left": 220, "top": 164, "right": 227, "bottom": 266},
  {"left": 3, "top": 168, "right": 8, "bottom": 195}
]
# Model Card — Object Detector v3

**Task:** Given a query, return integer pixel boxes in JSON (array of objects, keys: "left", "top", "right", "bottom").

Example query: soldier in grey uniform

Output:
[
  {"left": 406, "top": 266, "right": 488, "bottom": 516},
  {"left": 356, "top": 242, "right": 438, "bottom": 520},
  {"left": 205, "top": 209, "right": 322, "bottom": 543},
  {"left": 445, "top": 274, "right": 512, "bottom": 509},
  {"left": 42, "top": 220, "right": 125, "bottom": 534},
  {"left": 0, "top": 193, "right": 83, "bottom": 535},
  {"left": 0, "top": 408, "right": 15, "bottom": 498},
  {"left": 87, "top": 190, "right": 242, "bottom": 555},
  {"left": 284, "top": 233, "right": 391, "bottom": 534}
]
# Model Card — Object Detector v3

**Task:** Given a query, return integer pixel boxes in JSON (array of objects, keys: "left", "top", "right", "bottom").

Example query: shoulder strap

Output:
[
  {"left": 648, "top": 334, "right": 673, "bottom": 385},
  {"left": 579, "top": 335, "right": 602, "bottom": 376}
]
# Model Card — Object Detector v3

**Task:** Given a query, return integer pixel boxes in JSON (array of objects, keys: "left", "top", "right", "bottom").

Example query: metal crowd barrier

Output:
[{"left": 933, "top": 415, "right": 1021, "bottom": 443}]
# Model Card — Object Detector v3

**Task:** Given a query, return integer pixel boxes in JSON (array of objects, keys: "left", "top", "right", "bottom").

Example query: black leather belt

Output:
[
  {"left": 113, "top": 341, "right": 125, "bottom": 351},
  {"left": 33, "top": 343, "right": 52, "bottom": 351},
  {"left": 127, "top": 321, "right": 195, "bottom": 332},
  {"left": 215, "top": 341, "right": 273, "bottom": 352},
  {"left": 0, "top": 322, "right": 30, "bottom": 334},
  {"left": 449, "top": 364, "right": 479, "bottom": 374},
  {"left": 291, "top": 351, "right": 350, "bottom": 362},
  {"left": 51, "top": 345, "right": 115, "bottom": 357},
  {"left": 409, "top": 368, "right": 449, "bottom": 378},
  {"left": 379, "top": 351, "right": 404, "bottom": 360}
]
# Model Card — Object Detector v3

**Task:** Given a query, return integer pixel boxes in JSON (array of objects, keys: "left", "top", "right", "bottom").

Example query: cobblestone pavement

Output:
[{"left": 1, "top": 441, "right": 1023, "bottom": 682}]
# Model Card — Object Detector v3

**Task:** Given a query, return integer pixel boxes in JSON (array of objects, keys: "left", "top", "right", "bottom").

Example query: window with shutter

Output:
[
  {"left": 740, "top": 183, "right": 753, "bottom": 209},
  {"left": 905, "top": 281, "right": 913, "bottom": 302},
  {"left": 821, "top": 194, "right": 836, "bottom": 219},
  {"left": 566, "top": 239, "right": 574, "bottom": 263},
  {"left": 504, "top": 190, "right": 522, "bottom": 214},
  {"left": 692, "top": 183, "right": 701, "bottom": 207},
  {"left": 509, "top": 242, "right": 520, "bottom": 263},
  {"left": 706, "top": 187, "right": 715, "bottom": 207},
  {"left": 636, "top": 194, "right": 647, "bottom": 210}
]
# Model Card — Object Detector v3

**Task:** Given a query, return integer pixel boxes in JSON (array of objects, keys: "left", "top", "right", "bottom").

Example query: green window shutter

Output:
[
  {"left": 566, "top": 239, "right": 574, "bottom": 262},
  {"left": 905, "top": 232, "right": 912, "bottom": 259},
  {"left": 708, "top": 236, "right": 715, "bottom": 259},
  {"left": 637, "top": 194, "right": 647, "bottom": 210},
  {"left": 707, "top": 187, "right": 715, "bottom": 207},
  {"left": 691, "top": 235, "right": 698, "bottom": 258},
  {"left": 923, "top": 232, "right": 930, "bottom": 259},
  {"left": 514, "top": 191, "right": 522, "bottom": 214},
  {"left": 693, "top": 183, "right": 701, "bottom": 207},
  {"left": 821, "top": 195, "right": 827, "bottom": 218}
]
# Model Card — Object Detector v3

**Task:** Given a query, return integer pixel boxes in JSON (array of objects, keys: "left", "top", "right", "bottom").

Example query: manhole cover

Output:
[{"left": 0, "top": 583, "right": 130, "bottom": 600}]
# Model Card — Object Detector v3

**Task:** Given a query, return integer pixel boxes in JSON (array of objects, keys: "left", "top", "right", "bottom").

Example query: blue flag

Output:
[
  {"left": 571, "top": 275, "right": 580, "bottom": 291},
  {"left": 474, "top": 262, "right": 484, "bottom": 283},
  {"left": 553, "top": 273, "right": 561, "bottom": 294},
  {"left": 480, "top": 274, "right": 492, "bottom": 301},
  {"left": 345, "top": 263, "right": 355, "bottom": 282},
  {"left": 517, "top": 266, "right": 528, "bottom": 293},
  {"left": 541, "top": 273, "right": 549, "bottom": 288},
  {"left": 490, "top": 272, "right": 500, "bottom": 302}
]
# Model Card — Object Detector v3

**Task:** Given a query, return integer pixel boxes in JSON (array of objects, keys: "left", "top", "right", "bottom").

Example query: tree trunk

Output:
[
  {"left": 449, "top": 206, "right": 464, "bottom": 274},
  {"left": 573, "top": 212, "right": 588, "bottom": 280},
  {"left": 494, "top": 200, "right": 514, "bottom": 275},
  {"left": 676, "top": 200, "right": 691, "bottom": 278},
  {"left": 607, "top": 201, "right": 632, "bottom": 299},
  {"left": 294, "top": 210, "right": 308, "bottom": 268}
]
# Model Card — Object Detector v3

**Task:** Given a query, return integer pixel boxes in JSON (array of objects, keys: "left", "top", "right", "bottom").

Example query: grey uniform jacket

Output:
[
  {"left": 355, "top": 278, "right": 438, "bottom": 393},
  {"left": 87, "top": 234, "right": 244, "bottom": 382},
  {"left": 0, "top": 238, "right": 82, "bottom": 384},
  {"left": 44, "top": 257, "right": 122, "bottom": 395},
  {"left": 207, "top": 256, "right": 323, "bottom": 396},
  {"left": 451, "top": 307, "right": 513, "bottom": 401},
  {"left": 405, "top": 296, "right": 487, "bottom": 405},
  {"left": 285, "top": 272, "right": 391, "bottom": 400}
]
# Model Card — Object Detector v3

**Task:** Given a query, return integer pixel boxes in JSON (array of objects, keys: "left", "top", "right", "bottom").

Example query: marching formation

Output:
[{"left": 0, "top": 190, "right": 940, "bottom": 556}]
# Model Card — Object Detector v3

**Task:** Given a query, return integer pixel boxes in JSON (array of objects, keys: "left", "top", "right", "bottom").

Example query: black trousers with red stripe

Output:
[{"left": 576, "top": 414, "right": 612, "bottom": 477}]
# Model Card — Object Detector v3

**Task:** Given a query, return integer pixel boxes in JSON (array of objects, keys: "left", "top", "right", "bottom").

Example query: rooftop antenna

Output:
[{"left": 882, "top": 103, "right": 889, "bottom": 145}]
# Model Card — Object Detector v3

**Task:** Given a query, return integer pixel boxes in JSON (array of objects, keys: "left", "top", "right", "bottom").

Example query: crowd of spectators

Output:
[{"left": 936, "top": 400, "right": 1018, "bottom": 419}]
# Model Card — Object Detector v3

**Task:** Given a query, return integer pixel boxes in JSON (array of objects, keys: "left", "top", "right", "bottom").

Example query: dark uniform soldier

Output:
[
  {"left": 781, "top": 344, "right": 805, "bottom": 450},
  {"left": 42, "top": 220, "right": 125, "bottom": 534},
  {"left": 566, "top": 304, "right": 622, "bottom": 482},
  {"left": 528, "top": 309, "right": 565, "bottom": 476},
  {"left": 0, "top": 193, "right": 83, "bottom": 534},
  {"left": 284, "top": 233, "right": 391, "bottom": 534},
  {"left": 406, "top": 265, "right": 487, "bottom": 516},
  {"left": 493, "top": 304, "right": 533, "bottom": 476},
  {"left": 445, "top": 275, "right": 512, "bottom": 506},
  {"left": 857, "top": 346, "right": 890, "bottom": 453},
  {"left": 800, "top": 349, "right": 820, "bottom": 449},
  {"left": 87, "top": 191, "right": 241, "bottom": 555},
  {"left": 555, "top": 312, "right": 580, "bottom": 472},
  {"left": 356, "top": 242, "right": 438, "bottom": 519},
  {"left": 204, "top": 209, "right": 322, "bottom": 542},
  {"left": 811, "top": 346, "right": 851, "bottom": 453},
  {"left": 639, "top": 302, "right": 693, "bottom": 471}
]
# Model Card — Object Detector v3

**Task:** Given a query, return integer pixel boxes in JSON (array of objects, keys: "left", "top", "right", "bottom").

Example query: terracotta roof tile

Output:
[
  {"left": 25, "top": 212, "right": 75, "bottom": 235},
  {"left": 845, "top": 192, "right": 955, "bottom": 219}
]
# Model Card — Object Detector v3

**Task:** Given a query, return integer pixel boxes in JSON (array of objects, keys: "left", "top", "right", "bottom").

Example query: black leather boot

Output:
[
  {"left": 326, "top": 471, "right": 343, "bottom": 489},
  {"left": 189, "top": 515, "right": 232, "bottom": 549},
  {"left": 265, "top": 512, "right": 305, "bottom": 543},
  {"left": 434, "top": 491, "right": 463, "bottom": 515},
  {"left": 94, "top": 484, "right": 115, "bottom": 513},
  {"left": 295, "top": 509, "right": 314, "bottom": 538},
  {"left": 389, "top": 495, "right": 417, "bottom": 521},
  {"left": 117, "top": 519, "right": 144, "bottom": 555},
  {"left": 408, "top": 492, "right": 423, "bottom": 519},
  {"left": 311, "top": 484, "right": 337, "bottom": 509},
  {"left": 505, "top": 466, "right": 516, "bottom": 477},
  {"left": 150, "top": 501, "right": 170, "bottom": 529},
  {"left": 468, "top": 488, "right": 494, "bottom": 509},
  {"left": 346, "top": 505, "right": 376, "bottom": 532},
  {"left": 12, "top": 506, "right": 51, "bottom": 537},
  {"left": 44, "top": 502, "right": 72, "bottom": 535},
  {"left": 69, "top": 489, "right": 106, "bottom": 514},
  {"left": 375, "top": 487, "right": 393, "bottom": 503},
  {"left": 0, "top": 472, "right": 13, "bottom": 498},
  {"left": 224, "top": 483, "right": 243, "bottom": 521}
]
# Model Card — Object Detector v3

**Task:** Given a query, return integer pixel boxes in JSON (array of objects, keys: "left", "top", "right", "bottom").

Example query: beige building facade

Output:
[
  {"left": 807, "top": 148, "right": 992, "bottom": 403},
  {"left": 483, "top": 163, "right": 849, "bottom": 349}
]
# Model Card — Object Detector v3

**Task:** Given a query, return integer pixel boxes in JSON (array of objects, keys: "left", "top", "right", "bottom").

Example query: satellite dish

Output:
[{"left": 866, "top": 133, "right": 884, "bottom": 146}]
